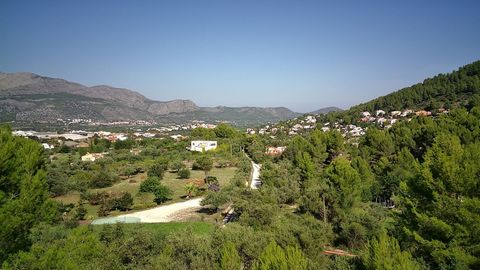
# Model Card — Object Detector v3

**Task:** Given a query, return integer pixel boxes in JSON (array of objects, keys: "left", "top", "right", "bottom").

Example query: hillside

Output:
[
  {"left": 161, "top": 106, "right": 301, "bottom": 126},
  {"left": 0, "top": 72, "right": 198, "bottom": 122},
  {"left": 348, "top": 60, "right": 480, "bottom": 114},
  {"left": 309, "top": 106, "right": 343, "bottom": 114},
  {"left": 0, "top": 72, "right": 300, "bottom": 125}
]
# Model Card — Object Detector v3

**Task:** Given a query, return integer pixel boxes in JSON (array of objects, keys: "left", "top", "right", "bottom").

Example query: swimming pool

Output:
[{"left": 91, "top": 216, "right": 141, "bottom": 225}]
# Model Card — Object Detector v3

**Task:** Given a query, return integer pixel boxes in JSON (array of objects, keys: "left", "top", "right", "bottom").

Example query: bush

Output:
[
  {"left": 139, "top": 177, "right": 161, "bottom": 193},
  {"left": 154, "top": 185, "right": 173, "bottom": 204},
  {"left": 192, "top": 156, "right": 213, "bottom": 175},
  {"left": 110, "top": 192, "right": 133, "bottom": 211},
  {"left": 58, "top": 144, "right": 70, "bottom": 153},
  {"left": 178, "top": 168, "right": 191, "bottom": 179},
  {"left": 98, "top": 201, "right": 111, "bottom": 217},
  {"left": 121, "top": 166, "right": 142, "bottom": 177},
  {"left": 205, "top": 176, "right": 218, "bottom": 184},
  {"left": 89, "top": 169, "right": 117, "bottom": 188},
  {"left": 75, "top": 205, "right": 87, "bottom": 220},
  {"left": 87, "top": 191, "right": 109, "bottom": 205},
  {"left": 114, "top": 139, "right": 134, "bottom": 150},
  {"left": 147, "top": 163, "right": 165, "bottom": 179},
  {"left": 171, "top": 160, "right": 185, "bottom": 172}
]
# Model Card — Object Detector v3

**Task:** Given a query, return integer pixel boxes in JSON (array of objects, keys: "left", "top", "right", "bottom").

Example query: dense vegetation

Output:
[
  {"left": 349, "top": 60, "right": 480, "bottom": 114},
  {"left": 1, "top": 62, "right": 480, "bottom": 269}
]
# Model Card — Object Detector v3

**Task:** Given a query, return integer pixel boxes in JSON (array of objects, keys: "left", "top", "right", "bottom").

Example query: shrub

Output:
[
  {"left": 147, "top": 163, "right": 165, "bottom": 179},
  {"left": 114, "top": 139, "right": 134, "bottom": 150},
  {"left": 110, "top": 192, "right": 133, "bottom": 211},
  {"left": 178, "top": 168, "right": 191, "bottom": 179},
  {"left": 89, "top": 169, "right": 117, "bottom": 188},
  {"left": 171, "top": 160, "right": 185, "bottom": 172},
  {"left": 154, "top": 185, "right": 173, "bottom": 204},
  {"left": 75, "top": 205, "right": 87, "bottom": 220},
  {"left": 205, "top": 176, "right": 218, "bottom": 185},
  {"left": 87, "top": 191, "right": 109, "bottom": 205},
  {"left": 139, "top": 177, "right": 161, "bottom": 193},
  {"left": 121, "top": 166, "right": 142, "bottom": 176},
  {"left": 98, "top": 201, "right": 111, "bottom": 217},
  {"left": 184, "top": 183, "right": 198, "bottom": 199},
  {"left": 192, "top": 155, "right": 213, "bottom": 176}
]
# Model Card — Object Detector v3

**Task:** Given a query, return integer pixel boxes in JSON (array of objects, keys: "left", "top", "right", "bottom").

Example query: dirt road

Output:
[{"left": 113, "top": 197, "right": 203, "bottom": 223}]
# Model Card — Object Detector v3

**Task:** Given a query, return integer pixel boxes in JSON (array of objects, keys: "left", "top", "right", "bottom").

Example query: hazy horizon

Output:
[{"left": 1, "top": 0, "right": 479, "bottom": 112}]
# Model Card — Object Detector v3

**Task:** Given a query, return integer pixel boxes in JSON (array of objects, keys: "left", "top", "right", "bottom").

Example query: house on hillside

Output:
[
  {"left": 390, "top": 111, "right": 402, "bottom": 117},
  {"left": 375, "top": 110, "right": 386, "bottom": 116},
  {"left": 170, "top": 134, "right": 185, "bottom": 141},
  {"left": 415, "top": 110, "right": 432, "bottom": 116},
  {"left": 265, "top": 146, "right": 286, "bottom": 156},
  {"left": 190, "top": 140, "right": 217, "bottom": 152},
  {"left": 401, "top": 109, "right": 413, "bottom": 117}
]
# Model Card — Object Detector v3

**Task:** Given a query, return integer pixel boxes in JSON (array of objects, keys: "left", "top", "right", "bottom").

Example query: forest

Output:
[{"left": 345, "top": 60, "right": 480, "bottom": 119}]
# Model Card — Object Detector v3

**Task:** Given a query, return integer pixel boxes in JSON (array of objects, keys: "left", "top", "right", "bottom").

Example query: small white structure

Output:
[
  {"left": 170, "top": 134, "right": 185, "bottom": 141},
  {"left": 401, "top": 109, "right": 413, "bottom": 117},
  {"left": 377, "top": 118, "right": 387, "bottom": 125},
  {"left": 81, "top": 152, "right": 105, "bottom": 162},
  {"left": 265, "top": 146, "right": 286, "bottom": 156},
  {"left": 190, "top": 140, "right": 217, "bottom": 152},
  {"left": 321, "top": 127, "right": 331, "bottom": 132},
  {"left": 375, "top": 110, "right": 386, "bottom": 116},
  {"left": 42, "top": 143, "right": 54, "bottom": 150},
  {"left": 391, "top": 111, "right": 402, "bottom": 117}
]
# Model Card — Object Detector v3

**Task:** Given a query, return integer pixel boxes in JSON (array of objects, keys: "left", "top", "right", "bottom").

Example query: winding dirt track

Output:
[{"left": 117, "top": 197, "right": 203, "bottom": 223}]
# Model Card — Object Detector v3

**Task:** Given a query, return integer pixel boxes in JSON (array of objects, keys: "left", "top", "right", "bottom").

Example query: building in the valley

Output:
[
  {"left": 81, "top": 152, "right": 105, "bottom": 162},
  {"left": 190, "top": 140, "right": 218, "bottom": 152}
]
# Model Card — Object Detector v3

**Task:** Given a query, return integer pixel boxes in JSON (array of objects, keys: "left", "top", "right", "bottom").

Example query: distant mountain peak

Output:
[{"left": 309, "top": 106, "right": 343, "bottom": 114}]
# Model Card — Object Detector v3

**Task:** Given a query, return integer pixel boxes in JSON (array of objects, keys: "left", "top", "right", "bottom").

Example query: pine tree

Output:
[{"left": 220, "top": 242, "right": 242, "bottom": 270}]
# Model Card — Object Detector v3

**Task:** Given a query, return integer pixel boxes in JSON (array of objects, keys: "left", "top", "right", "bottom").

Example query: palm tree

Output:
[{"left": 184, "top": 183, "right": 198, "bottom": 199}]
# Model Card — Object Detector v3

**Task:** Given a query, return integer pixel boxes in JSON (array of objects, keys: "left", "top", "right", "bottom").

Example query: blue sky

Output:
[{"left": 1, "top": 0, "right": 479, "bottom": 112}]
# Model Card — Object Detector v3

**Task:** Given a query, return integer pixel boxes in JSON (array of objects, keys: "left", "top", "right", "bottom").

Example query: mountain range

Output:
[{"left": 0, "top": 72, "right": 340, "bottom": 126}]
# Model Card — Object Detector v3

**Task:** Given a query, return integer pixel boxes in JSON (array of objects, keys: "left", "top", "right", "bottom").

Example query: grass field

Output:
[{"left": 54, "top": 167, "right": 237, "bottom": 219}]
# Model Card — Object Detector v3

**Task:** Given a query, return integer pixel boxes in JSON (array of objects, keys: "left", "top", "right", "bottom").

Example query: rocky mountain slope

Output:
[{"left": 0, "top": 72, "right": 300, "bottom": 125}]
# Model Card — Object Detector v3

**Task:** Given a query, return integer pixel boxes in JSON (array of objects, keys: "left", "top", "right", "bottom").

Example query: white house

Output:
[
  {"left": 321, "top": 127, "right": 330, "bottom": 132},
  {"left": 81, "top": 152, "right": 105, "bottom": 162},
  {"left": 391, "top": 111, "right": 402, "bottom": 117},
  {"left": 375, "top": 110, "right": 386, "bottom": 116},
  {"left": 190, "top": 140, "right": 217, "bottom": 152}
]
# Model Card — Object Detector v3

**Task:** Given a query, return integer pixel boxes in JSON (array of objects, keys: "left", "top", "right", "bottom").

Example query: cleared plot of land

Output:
[
  {"left": 54, "top": 167, "right": 237, "bottom": 220},
  {"left": 93, "top": 197, "right": 203, "bottom": 224}
]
